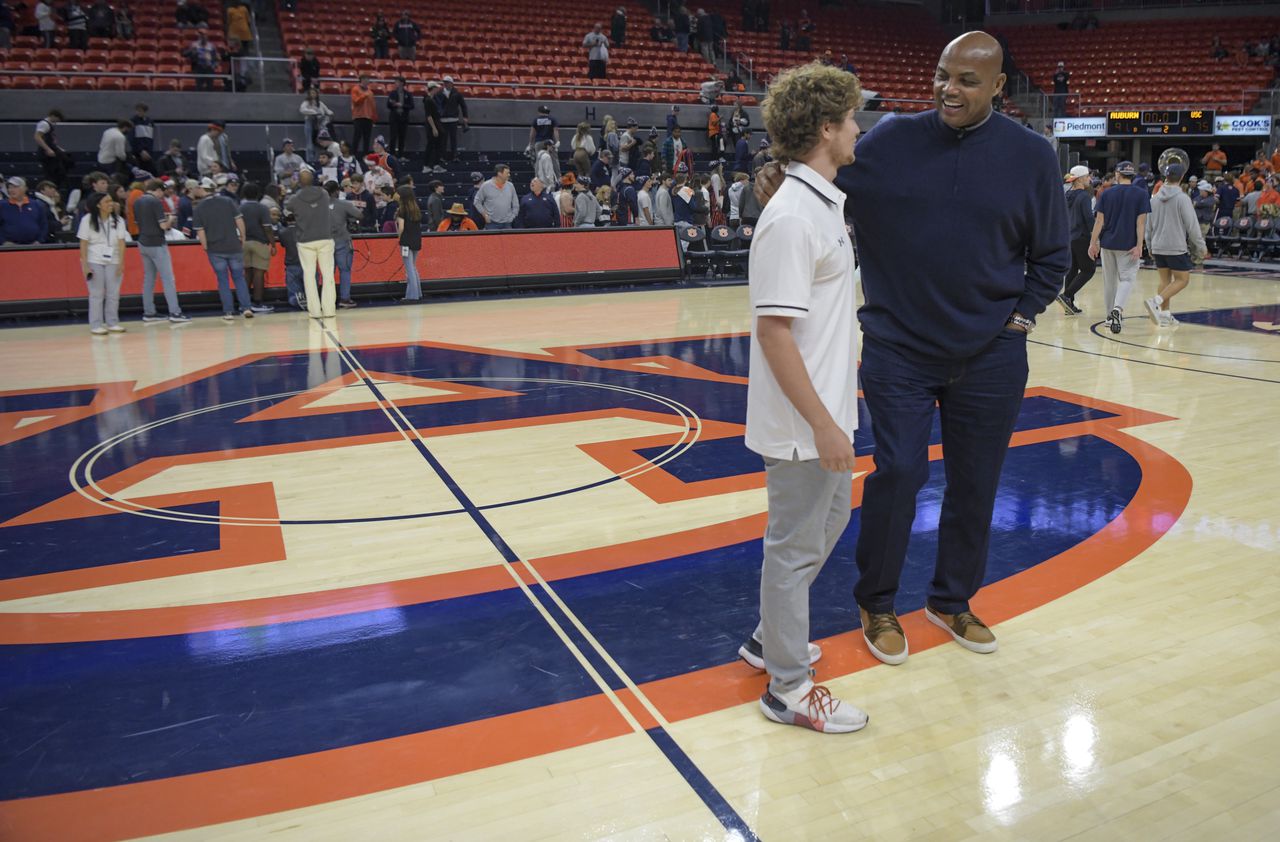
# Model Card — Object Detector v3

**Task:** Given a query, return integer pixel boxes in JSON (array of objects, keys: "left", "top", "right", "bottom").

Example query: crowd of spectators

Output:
[{"left": 0, "top": 93, "right": 783, "bottom": 328}]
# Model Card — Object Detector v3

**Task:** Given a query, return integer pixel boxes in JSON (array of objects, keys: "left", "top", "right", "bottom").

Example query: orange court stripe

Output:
[
  {"left": 614, "top": 688, "right": 662, "bottom": 730},
  {"left": 0, "top": 694, "right": 634, "bottom": 842},
  {"left": 0, "top": 484, "right": 284, "bottom": 603}
]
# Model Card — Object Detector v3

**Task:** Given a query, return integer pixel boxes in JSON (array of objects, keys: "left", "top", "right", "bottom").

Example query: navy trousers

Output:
[{"left": 854, "top": 329, "right": 1028, "bottom": 615}]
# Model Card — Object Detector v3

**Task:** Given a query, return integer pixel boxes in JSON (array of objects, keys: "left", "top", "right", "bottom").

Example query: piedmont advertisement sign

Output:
[{"left": 1053, "top": 117, "right": 1107, "bottom": 138}]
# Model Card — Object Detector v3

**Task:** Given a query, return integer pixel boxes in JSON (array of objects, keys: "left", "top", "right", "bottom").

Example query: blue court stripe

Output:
[
  {"left": 332, "top": 330, "right": 761, "bottom": 841},
  {"left": 534, "top": 582, "right": 627, "bottom": 692},
  {"left": 646, "top": 727, "right": 758, "bottom": 842}
]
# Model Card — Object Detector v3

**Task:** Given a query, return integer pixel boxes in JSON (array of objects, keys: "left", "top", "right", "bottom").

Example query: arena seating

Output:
[
  {"left": 708, "top": 0, "right": 950, "bottom": 112},
  {"left": 278, "top": 1, "right": 738, "bottom": 105},
  {"left": 996, "top": 17, "right": 1280, "bottom": 115},
  {"left": 0, "top": 1, "right": 228, "bottom": 91}
]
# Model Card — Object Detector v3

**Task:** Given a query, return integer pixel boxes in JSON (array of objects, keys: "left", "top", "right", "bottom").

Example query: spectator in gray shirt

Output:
[
  {"left": 535, "top": 142, "right": 558, "bottom": 193},
  {"left": 285, "top": 168, "right": 337, "bottom": 318},
  {"left": 583, "top": 23, "right": 610, "bottom": 79},
  {"left": 572, "top": 177, "right": 601, "bottom": 227},
  {"left": 475, "top": 165, "right": 520, "bottom": 229},
  {"left": 133, "top": 178, "right": 189, "bottom": 323},
  {"left": 194, "top": 184, "right": 264, "bottom": 319},
  {"left": 326, "top": 180, "right": 363, "bottom": 307},
  {"left": 425, "top": 180, "right": 446, "bottom": 230},
  {"left": 273, "top": 139, "right": 305, "bottom": 188},
  {"left": 653, "top": 175, "right": 675, "bottom": 226}
]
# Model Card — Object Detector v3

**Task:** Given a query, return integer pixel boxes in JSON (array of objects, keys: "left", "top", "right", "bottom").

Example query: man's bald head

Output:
[{"left": 934, "top": 31, "right": 1007, "bottom": 130}]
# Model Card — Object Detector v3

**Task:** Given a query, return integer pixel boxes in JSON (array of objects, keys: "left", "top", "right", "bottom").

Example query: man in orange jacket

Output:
[
  {"left": 1201, "top": 143, "right": 1227, "bottom": 177},
  {"left": 350, "top": 75, "right": 377, "bottom": 159}
]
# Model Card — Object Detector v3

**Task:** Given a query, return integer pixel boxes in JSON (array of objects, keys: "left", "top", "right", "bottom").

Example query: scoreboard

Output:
[{"left": 1106, "top": 109, "right": 1215, "bottom": 136}]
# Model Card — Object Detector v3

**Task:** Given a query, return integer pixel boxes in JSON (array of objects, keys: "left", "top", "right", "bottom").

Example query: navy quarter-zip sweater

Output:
[{"left": 836, "top": 110, "right": 1070, "bottom": 359}]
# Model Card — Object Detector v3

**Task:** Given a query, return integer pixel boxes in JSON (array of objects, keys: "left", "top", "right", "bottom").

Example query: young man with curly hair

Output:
[
  {"left": 755, "top": 32, "right": 1069, "bottom": 676},
  {"left": 739, "top": 61, "right": 869, "bottom": 734}
]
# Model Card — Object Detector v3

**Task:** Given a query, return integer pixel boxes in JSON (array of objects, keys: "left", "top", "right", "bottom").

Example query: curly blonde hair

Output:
[{"left": 762, "top": 62, "right": 862, "bottom": 165}]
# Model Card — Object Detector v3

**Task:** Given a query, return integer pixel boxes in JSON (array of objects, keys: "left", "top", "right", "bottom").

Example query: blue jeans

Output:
[
  {"left": 675, "top": 33, "right": 689, "bottom": 52},
  {"left": 485, "top": 221, "right": 512, "bottom": 230},
  {"left": 334, "top": 241, "right": 353, "bottom": 301},
  {"left": 139, "top": 244, "right": 181, "bottom": 316},
  {"left": 207, "top": 252, "right": 253, "bottom": 314},
  {"left": 402, "top": 249, "right": 421, "bottom": 299},
  {"left": 284, "top": 264, "right": 305, "bottom": 307},
  {"left": 853, "top": 331, "right": 1029, "bottom": 615}
]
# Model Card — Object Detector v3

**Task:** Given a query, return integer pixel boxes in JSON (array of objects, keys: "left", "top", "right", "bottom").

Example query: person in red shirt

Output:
[{"left": 349, "top": 75, "right": 377, "bottom": 159}]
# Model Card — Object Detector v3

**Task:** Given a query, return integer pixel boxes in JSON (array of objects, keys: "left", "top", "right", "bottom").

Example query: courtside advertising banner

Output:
[
  {"left": 1214, "top": 115, "right": 1272, "bottom": 136},
  {"left": 1053, "top": 117, "right": 1107, "bottom": 138}
]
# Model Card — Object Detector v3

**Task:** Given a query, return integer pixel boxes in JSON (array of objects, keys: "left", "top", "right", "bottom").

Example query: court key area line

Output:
[
  {"left": 1028, "top": 328, "right": 1280, "bottom": 386},
  {"left": 320, "top": 327, "right": 759, "bottom": 842}
]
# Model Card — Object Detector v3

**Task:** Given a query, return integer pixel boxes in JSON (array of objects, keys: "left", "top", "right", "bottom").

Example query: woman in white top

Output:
[
  {"left": 299, "top": 88, "right": 335, "bottom": 157},
  {"left": 570, "top": 122, "right": 596, "bottom": 179},
  {"left": 78, "top": 193, "right": 130, "bottom": 334}
]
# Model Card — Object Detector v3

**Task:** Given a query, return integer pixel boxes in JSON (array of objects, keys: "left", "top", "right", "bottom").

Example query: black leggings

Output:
[
  {"left": 353, "top": 119, "right": 373, "bottom": 158},
  {"left": 1062, "top": 235, "right": 1096, "bottom": 300}
]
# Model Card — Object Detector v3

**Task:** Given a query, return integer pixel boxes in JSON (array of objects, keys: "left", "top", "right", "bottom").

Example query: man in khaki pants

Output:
[{"left": 285, "top": 168, "right": 336, "bottom": 318}]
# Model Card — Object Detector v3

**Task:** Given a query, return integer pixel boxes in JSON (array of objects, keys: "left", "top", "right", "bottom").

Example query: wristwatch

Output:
[{"left": 1006, "top": 313, "right": 1035, "bottom": 333}]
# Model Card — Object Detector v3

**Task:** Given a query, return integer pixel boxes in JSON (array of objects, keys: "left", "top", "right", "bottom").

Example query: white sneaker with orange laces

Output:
[{"left": 759, "top": 680, "right": 868, "bottom": 734}]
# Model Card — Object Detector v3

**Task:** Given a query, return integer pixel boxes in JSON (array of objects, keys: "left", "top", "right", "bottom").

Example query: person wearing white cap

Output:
[
  {"left": 438, "top": 75, "right": 468, "bottom": 162},
  {"left": 1057, "top": 164, "right": 1095, "bottom": 315},
  {"left": 1192, "top": 178, "right": 1218, "bottom": 239}
]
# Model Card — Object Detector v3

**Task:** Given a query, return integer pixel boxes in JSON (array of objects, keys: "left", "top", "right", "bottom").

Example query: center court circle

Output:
[{"left": 70, "top": 376, "right": 704, "bottom": 527}]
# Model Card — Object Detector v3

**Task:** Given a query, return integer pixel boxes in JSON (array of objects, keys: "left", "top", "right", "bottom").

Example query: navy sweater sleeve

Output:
[{"left": 841, "top": 111, "right": 1071, "bottom": 358}]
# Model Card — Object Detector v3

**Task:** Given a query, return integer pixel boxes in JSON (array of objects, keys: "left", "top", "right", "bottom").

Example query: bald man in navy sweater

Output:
[{"left": 756, "top": 33, "right": 1069, "bottom": 664}]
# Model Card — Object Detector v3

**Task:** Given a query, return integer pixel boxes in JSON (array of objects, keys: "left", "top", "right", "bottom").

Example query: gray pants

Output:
[
  {"left": 755, "top": 455, "right": 852, "bottom": 694},
  {"left": 1101, "top": 249, "right": 1140, "bottom": 314},
  {"left": 86, "top": 262, "right": 123, "bottom": 329},
  {"left": 139, "top": 244, "right": 181, "bottom": 316}
]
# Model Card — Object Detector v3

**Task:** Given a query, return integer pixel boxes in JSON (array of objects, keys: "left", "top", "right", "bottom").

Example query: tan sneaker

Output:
[
  {"left": 860, "top": 608, "right": 908, "bottom": 665},
  {"left": 926, "top": 606, "right": 998, "bottom": 654}
]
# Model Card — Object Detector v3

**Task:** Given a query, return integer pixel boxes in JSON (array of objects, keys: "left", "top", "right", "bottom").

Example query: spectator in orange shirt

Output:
[
  {"left": 1272, "top": 144, "right": 1280, "bottom": 173},
  {"left": 350, "top": 76, "right": 377, "bottom": 159},
  {"left": 707, "top": 105, "right": 724, "bottom": 156},
  {"left": 438, "top": 203, "right": 479, "bottom": 231},
  {"left": 1201, "top": 143, "right": 1227, "bottom": 176},
  {"left": 1258, "top": 177, "right": 1280, "bottom": 214},
  {"left": 125, "top": 171, "right": 147, "bottom": 237}
]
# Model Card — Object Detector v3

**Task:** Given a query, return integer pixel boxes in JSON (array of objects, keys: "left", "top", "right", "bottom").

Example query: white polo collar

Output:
[{"left": 785, "top": 161, "right": 844, "bottom": 207}]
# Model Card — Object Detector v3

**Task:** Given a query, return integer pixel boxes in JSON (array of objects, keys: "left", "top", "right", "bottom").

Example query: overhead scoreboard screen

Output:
[{"left": 1106, "top": 109, "right": 1215, "bottom": 136}]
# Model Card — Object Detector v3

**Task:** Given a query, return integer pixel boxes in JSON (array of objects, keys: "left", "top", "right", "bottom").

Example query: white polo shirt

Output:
[
  {"left": 77, "top": 214, "right": 128, "bottom": 265},
  {"left": 745, "top": 161, "right": 858, "bottom": 461}
]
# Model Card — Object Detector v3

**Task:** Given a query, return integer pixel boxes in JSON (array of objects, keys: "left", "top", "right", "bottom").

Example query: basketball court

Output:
[{"left": 1, "top": 267, "right": 1278, "bottom": 840}]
